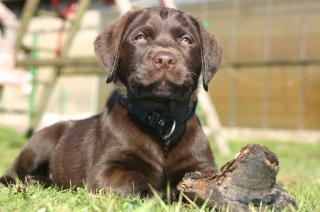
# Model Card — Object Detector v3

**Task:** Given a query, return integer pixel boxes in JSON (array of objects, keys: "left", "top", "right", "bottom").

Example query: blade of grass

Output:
[
  {"left": 149, "top": 185, "right": 168, "bottom": 211},
  {"left": 180, "top": 192, "right": 200, "bottom": 210}
]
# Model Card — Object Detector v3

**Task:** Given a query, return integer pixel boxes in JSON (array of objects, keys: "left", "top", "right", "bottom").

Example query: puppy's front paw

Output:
[
  {"left": 0, "top": 175, "right": 16, "bottom": 186},
  {"left": 177, "top": 176, "right": 207, "bottom": 194}
]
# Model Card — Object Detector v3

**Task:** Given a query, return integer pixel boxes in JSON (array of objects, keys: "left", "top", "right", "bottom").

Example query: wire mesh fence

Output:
[{"left": 180, "top": 0, "right": 320, "bottom": 130}]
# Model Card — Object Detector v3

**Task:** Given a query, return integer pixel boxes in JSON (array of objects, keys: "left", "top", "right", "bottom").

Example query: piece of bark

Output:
[{"left": 177, "top": 144, "right": 297, "bottom": 211}]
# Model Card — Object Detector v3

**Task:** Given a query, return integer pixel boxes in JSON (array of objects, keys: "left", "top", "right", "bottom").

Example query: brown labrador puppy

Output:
[{"left": 0, "top": 7, "right": 222, "bottom": 196}]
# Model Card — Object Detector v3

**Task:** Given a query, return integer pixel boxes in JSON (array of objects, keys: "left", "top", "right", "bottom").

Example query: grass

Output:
[{"left": 0, "top": 124, "right": 319, "bottom": 211}]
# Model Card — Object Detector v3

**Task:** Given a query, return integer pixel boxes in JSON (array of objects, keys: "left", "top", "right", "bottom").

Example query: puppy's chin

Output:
[{"left": 128, "top": 80, "right": 193, "bottom": 101}]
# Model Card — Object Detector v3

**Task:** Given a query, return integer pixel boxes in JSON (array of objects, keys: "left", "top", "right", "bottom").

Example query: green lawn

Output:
[{"left": 0, "top": 124, "right": 319, "bottom": 211}]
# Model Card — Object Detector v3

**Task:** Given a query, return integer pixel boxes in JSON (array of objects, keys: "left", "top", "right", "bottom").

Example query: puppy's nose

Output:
[{"left": 153, "top": 51, "right": 177, "bottom": 70}]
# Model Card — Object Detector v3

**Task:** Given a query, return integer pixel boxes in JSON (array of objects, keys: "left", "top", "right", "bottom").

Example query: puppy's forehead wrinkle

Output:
[
  {"left": 174, "top": 12, "right": 191, "bottom": 27},
  {"left": 159, "top": 7, "right": 169, "bottom": 20}
]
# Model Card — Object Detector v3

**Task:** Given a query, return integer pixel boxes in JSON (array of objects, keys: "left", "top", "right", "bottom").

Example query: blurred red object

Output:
[{"left": 51, "top": 0, "right": 78, "bottom": 18}]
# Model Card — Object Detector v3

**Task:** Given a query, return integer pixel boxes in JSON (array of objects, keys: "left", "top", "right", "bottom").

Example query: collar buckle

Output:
[{"left": 146, "top": 111, "right": 161, "bottom": 127}]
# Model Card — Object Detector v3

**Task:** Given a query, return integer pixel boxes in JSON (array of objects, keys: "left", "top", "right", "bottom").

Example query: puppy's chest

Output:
[{"left": 116, "top": 142, "right": 196, "bottom": 187}]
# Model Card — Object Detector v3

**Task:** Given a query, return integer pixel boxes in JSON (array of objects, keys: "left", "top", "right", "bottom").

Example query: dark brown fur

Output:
[{"left": 0, "top": 7, "right": 222, "bottom": 196}]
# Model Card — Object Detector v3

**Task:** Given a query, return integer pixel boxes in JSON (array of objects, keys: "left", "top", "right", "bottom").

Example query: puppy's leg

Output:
[{"left": 0, "top": 121, "right": 71, "bottom": 186}]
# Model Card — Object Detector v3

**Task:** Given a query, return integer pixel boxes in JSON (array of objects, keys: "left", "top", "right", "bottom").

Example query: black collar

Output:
[{"left": 118, "top": 96, "right": 196, "bottom": 149}]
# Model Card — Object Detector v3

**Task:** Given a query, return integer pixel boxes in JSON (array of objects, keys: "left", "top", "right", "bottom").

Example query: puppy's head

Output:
[{"left": 95, "top": 7, "right": 222, "bottom": 101}]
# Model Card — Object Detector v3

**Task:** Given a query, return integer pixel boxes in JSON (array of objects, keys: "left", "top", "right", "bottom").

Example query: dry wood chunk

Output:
[{"left": 177, "top": 144, "right": 297, "bottom": 211}]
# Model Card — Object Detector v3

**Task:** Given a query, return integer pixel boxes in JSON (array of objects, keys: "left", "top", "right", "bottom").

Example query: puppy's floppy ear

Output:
[
  {"left": 192, "top": 18, "right": 222, "bottom": 91},
  {"left": 201, "top": 30, "right": 222, "bottom": 91},
  {"left": 94, "top": 10, "right": 141, "bottom": 83}
]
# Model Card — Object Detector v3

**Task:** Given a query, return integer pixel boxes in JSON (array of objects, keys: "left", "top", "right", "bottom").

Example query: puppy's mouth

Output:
[{"left": 128, "top": 80, "right": 193, "bottom": 101}]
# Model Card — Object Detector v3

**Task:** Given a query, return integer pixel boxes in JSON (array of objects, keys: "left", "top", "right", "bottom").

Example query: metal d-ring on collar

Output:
[
  {"left": 162, "top": 119, "right": 176, "bottom": 141},
  {"left": 161, "top": 119, "right": 176, "bottom": 148}
]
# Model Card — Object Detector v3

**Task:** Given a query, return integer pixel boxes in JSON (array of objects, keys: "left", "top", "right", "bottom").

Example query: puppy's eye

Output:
[
  {"left": 180, "top": 36, "right": 192, "bottom": 45},
  {"left": 135, "top": 33, "right": 146, "bottom": 41}
]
